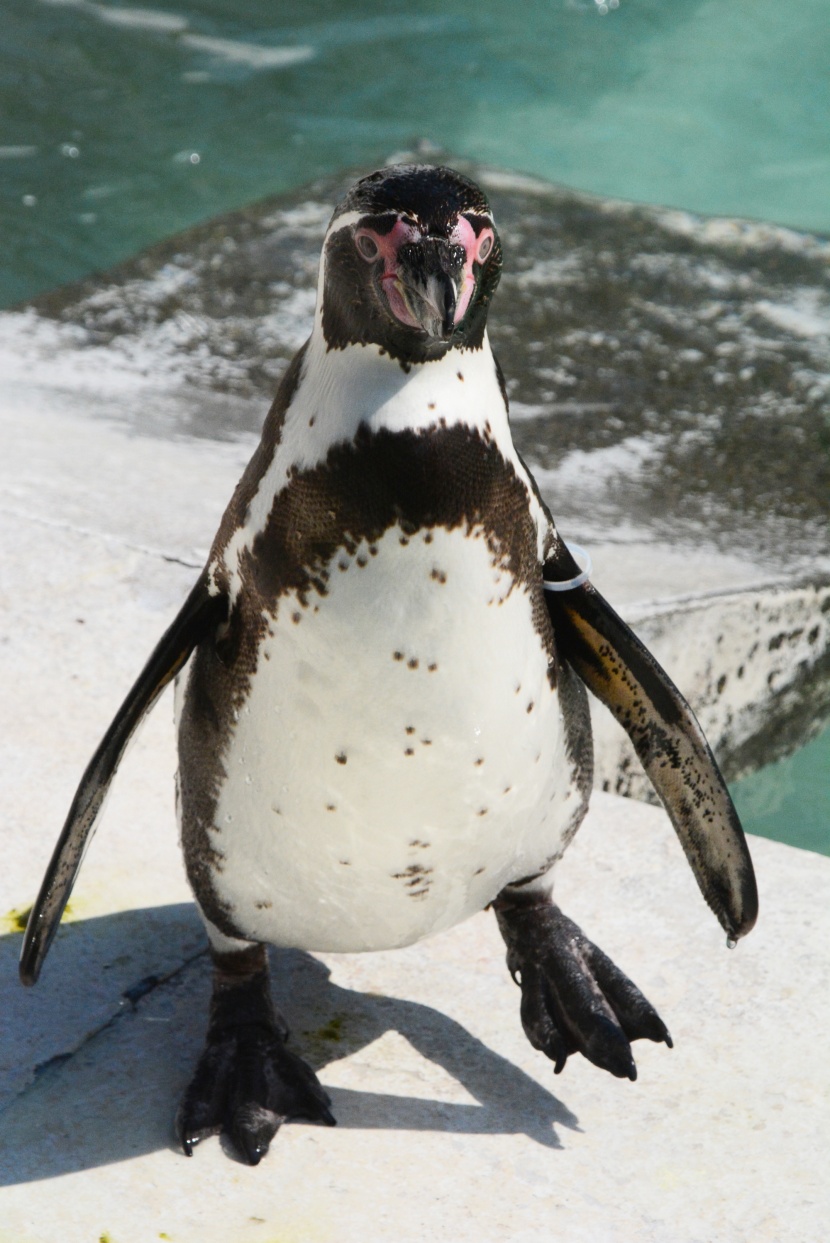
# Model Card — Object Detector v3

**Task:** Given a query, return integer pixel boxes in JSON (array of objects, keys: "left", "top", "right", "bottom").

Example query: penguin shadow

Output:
[
  {"left": 0, "top": 905, "right": 579, "bottom": 1183},
  {"left": 268, "top": 948, "right": 579, "bottom": 1151}
]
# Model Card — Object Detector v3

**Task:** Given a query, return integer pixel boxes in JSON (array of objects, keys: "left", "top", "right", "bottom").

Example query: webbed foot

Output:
[
  {"left": 494, "top": 894, "right": 672, "bottom": 1081},
  {"left": 177, "top": 945, "right": 335, "bottom": 1164}
]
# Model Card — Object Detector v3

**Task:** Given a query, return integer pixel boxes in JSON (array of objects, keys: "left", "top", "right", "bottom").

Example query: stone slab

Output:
[
  {"left": 0, "top": 397, "right": 828, "bottom": 1243},
  {"left": 0, "top": 796, "right": 828, "bottom": 1243}
]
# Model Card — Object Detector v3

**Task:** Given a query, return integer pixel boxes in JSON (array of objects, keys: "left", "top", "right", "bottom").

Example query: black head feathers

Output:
[{"left": 321, "top": 165, "right": 502, "bottom": 366}]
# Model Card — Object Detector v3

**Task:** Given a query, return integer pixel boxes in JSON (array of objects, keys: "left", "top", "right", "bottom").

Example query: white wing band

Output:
[{"left": 543, "top": 542, "right": 593, "bottom": 592}]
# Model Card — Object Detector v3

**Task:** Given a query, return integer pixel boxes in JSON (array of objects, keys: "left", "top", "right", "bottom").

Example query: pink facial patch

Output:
[
  {"left": 451, "top": 217, "right": 495, "bottom": 324},
  {"left": 353, "top": 214, "right": 495, "bottom": 332},
  {"left": 354, "top": 218, "right": 424, "bottom": 330}
]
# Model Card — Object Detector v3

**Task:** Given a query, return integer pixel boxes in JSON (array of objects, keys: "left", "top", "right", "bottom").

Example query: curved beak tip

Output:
[
  {"left": 441, "top": 306, "right": 457, "bottom": 339},
  {"left": 394, "top": 246, "right": 461, "bottom": 341}
]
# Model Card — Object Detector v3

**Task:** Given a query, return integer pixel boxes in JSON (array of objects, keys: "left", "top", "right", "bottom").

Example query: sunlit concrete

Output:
[{"left": 1, "top": 168, "right": 828, "bottom": 1240}]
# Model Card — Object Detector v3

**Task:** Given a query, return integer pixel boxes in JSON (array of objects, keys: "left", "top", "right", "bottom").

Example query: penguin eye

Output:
[
  {"left": 477, "top": 235, "right": 493, "bottom": 262},
  {"left": 355, "top": 232, "right": 380, "bottom": 261}
]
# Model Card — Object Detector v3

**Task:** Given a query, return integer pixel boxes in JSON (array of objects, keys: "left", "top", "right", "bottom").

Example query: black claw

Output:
[
  {"left": 585, "top": 941, "right": 673, "bottom": 1050},
  {"left": 232, "top": 1103, "right": 282, "bottom": 1166},
  {"left": 175, "top": 1046, "right": 227, "bottom": 1157},
  {"left": 518, "top": 965, "right": 572, "bottom": 1072},
  {"left": 177, "top": 1121, "right": 218, "bottom": 1157},
  {"left": 496, "top": 897, "right": 671, "bottom": 1082},
  {"left": 582, "top": 1015, "right": 638, "bottom": 1081},
  {"left": 271, "top": 1044, "right": 335, "bottom": 1122}
]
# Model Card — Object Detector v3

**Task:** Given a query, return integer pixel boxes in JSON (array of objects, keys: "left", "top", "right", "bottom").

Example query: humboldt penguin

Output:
[{"left": 20, "top": 164, "right": 758, "bottom": 1166}]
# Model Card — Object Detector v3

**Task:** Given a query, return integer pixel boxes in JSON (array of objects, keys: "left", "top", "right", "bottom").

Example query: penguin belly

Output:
[{"left": 178, "top": 523, "right": 580, "bottom": 952}]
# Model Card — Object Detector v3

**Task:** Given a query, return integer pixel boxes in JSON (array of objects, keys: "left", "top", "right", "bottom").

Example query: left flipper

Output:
[
  {"left": 20, "top": 573, "right": 227, "bottom": 986},
  {"left": 543, "top": 540, "right": 758, "bottom": 942}
]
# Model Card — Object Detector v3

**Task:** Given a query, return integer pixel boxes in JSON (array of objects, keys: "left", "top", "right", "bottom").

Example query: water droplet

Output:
[
  {"left": 225, "top": 813, "right": 233, "bottom": 823},
  {"left": 726, "top": 936, "right": 737, "bottom": 950},
  {"left": 60, "top": 143, "right": 80, "bottom": 158},
  {"left": 22, "top": 194, "right": 37, "bottom": 207}
]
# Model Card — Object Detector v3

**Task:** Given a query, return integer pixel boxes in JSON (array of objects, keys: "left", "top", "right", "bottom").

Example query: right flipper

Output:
[
  {"left": 543, "top": 541, "right": 758, "bottom": 943},
  {"left": 177, "top": 945, "right": 335, "bottom": 1165},
  {"left": 20, "top": 572, "right": 227, "bottom": 986}
]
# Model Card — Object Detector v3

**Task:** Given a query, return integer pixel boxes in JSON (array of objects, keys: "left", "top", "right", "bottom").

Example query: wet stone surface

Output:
[
  {"left": 25, "top": 160, "right": 830, "bottom": 566},
  {"left": 5, "top": 159, "right": 828, "bottom": 787}
]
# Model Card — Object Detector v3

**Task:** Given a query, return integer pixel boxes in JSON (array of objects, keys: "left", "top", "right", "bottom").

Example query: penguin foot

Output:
[
  {"left": 177, "top": 947, "right": 335, "bottom": 1164},
  {"left": 494, "top": 895, "right": 672, "bottom": 1081}
]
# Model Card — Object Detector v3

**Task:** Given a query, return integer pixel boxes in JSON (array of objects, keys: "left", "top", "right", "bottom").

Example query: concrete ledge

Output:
[
  {"left": 1, "top": 795, "right": 827, "bottom": 1242},
  {"left": 0, "top": 410, "right": 827, "bottom": 1240}
]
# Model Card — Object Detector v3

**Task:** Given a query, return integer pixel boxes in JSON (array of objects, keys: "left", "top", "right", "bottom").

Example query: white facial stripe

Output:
[
  {"left": 314, "top": 211, "right": 366, "bottom": 328},
  {"left": 324, "top": 209, "right": 364, "bottom": 239},
  {"left": 331, "top": 207, "right": 495, "bottom": 238},
  {"left": 463, "top": 208, "right": 496, "bottom": 227}
]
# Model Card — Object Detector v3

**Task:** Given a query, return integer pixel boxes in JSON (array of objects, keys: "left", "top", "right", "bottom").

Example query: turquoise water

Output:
[
  {"left": 2, "top": 0, "right": 827, "bottom": 853},
  {"left": 731, "top": 726, "right": 829, "bottom": 858},
  {"left": 3, "top": 0, "right": 830, "bottom": 306}
]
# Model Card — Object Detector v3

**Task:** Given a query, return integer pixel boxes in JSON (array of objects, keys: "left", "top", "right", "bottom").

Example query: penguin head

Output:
[{"left": 318, "top": 165, "right": 502, "bottom": 365}]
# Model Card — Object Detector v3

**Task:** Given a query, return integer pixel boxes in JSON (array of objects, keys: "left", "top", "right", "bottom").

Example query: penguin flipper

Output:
[
  {"left": 19, "top": 573, "right": 227, "bottom": 986},
  {"left": 543, "top": 547, "right": 758, "bottom": 942}
]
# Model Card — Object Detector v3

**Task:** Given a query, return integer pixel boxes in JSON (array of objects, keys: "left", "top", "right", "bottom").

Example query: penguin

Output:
[{"left": 20, "top": 164, "right": 758, "bottom": 1166}]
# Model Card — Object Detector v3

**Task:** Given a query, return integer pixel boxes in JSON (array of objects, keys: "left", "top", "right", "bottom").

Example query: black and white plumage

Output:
[{"left": 21, "top": 165, "right": 758, "bottom": 1166}]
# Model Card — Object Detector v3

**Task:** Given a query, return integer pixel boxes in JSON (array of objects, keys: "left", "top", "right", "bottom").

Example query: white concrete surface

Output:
[
  {"left": 2, "top": 794, "right": 829, "bottom": 1242},
  {"left": 1, "top": 345, "right": 829, "bottom": 1242}
]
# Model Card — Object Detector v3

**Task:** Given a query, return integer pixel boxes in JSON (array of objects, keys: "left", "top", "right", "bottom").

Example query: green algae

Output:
[{"left": 2, "top": 901, "right": 74, "bottom": 935}]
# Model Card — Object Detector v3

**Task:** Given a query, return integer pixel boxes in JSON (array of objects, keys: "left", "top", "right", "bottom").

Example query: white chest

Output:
[
  {"left": 178, "top": 334, "right": 581, "bottom": 952},
  {"left": 196, "top": 521, "right": 580, "bottom": 952}
]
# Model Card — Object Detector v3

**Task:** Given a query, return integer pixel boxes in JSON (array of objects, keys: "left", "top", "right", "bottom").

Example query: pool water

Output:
[
  {"left": 731, "top": 726, "right": 830, "bottom": 858},
  {"left": 2, "top": 0, "right": 827, "bottom": 853},
  {"left": 3, "top": 0, "right": 830, "bottom": 307}
]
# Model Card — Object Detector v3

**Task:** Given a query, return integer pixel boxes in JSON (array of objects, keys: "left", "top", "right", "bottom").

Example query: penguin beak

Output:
[{"left": 393, "top": 239, "right": 462, "bottom": 341}]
